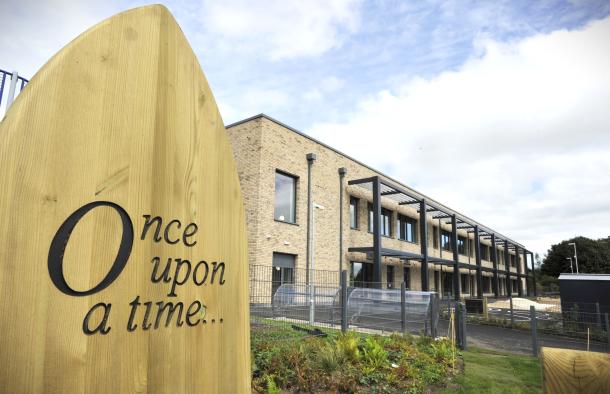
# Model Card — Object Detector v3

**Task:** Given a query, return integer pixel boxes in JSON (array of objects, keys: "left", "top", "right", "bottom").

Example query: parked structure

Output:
[{"left": 227, "top": 114, "right": 536, "bottom": 300}]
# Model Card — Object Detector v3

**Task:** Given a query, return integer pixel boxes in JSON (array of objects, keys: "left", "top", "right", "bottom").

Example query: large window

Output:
[
  {"left": 397, "top": 214, "right": 417, "bottom": 243},
  {"left": 274, "top": 171, "right": 297, "bottom": 223},
  {"left": 368, "top": 203, "right": 392, "bottom": 237},
  {"left": 351, "top": 262, "right": 374, "bottom": 288},
  {"left": 441, "top": 230, "right": 452, "bottom": 251},
  {"left": 349, "top": 196, "right": 359, "bottom": 229},
  {"left": 457, "top": 235, "right": 467, "bottom": 255},
  {"left": 510, "top": 254, "right": 516, "bottom": 267}
]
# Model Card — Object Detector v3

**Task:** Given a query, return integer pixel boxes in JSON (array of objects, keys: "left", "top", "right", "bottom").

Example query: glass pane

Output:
[{"left": 274, "top": 172, "right": 295, "bottom": 222}]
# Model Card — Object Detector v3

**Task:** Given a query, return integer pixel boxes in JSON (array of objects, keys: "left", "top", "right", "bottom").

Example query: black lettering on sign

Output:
[
  {"left": 83, "top": 302, "right": 112, "bottom": 335},
  {"left": 48, "top": 201, "right": 134, "bottom": 296}
]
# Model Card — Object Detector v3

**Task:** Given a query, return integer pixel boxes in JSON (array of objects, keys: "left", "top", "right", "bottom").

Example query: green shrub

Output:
[
  {"left": 335, "top": 332, "right": 361, "bottom": 363},
  {"left": 362, "top": 336, "right": 389, "bottom": 369}
]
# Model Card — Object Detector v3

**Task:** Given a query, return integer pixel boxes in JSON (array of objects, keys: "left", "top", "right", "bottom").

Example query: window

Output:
[
  {"left": 404, "top": 266, "right": 411, "bottom": 289},
  {"left": 498, "top": 250, "right": 504, "bottom": 264},
  {"left": 274, "top": 171, "right": 296, "bottom": 223},
  {"left": 480, "top": 245, "right": 489, "bottom": 261},
  {"left": 368, "top": 203, "right": 392, "bottom": 237},
  {"left": 351, "top": 262, "right": 374, "bottom": 288},
  {"left": 441, "top": 230, "right": 452, "bottom": 251},
  {"left": 397, "top": 214, "right": 417, "bottom": 243},
  {"left": 432, "top": 226, "right": 439, "bottom": 249},
  {"left": 272, "top": 252, "right": 295, "bottom": 297},
  {"left": 468, "top": 239, "right": 474, "bottom": 257},
  {"left": 349, "top": 196, "right": 359, "bottom": 229},
  {"left": 457, "top": 235, "right": 467, "bottom": 255},
  {"left": 387, "top": 266, "right": 394, "bottom": 289},
  {"left": 510, "top": 254, "right": 515, "bottom": 267}
]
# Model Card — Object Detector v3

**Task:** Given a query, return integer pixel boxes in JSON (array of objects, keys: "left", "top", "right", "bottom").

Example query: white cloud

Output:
[
  {"left": 309, "top": 17, "right": 610, "bottom": 256},
  {"left": 199, "top": 0, "right": 362, "bottom": 60}
]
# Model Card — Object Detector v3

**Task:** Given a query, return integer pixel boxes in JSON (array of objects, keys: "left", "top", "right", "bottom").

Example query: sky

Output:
[{"left": 2, "top": 0, "right": 610, "bottom": 261}]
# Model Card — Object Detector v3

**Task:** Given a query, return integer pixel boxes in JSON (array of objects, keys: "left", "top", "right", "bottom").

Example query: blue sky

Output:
[{"left": 2, "top": 0, "right": 610, "bottom": 259}]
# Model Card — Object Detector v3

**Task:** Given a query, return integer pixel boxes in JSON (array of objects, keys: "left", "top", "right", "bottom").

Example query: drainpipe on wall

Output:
[
  {"left": 306, "top": 153, "right": 316, "bottom": 286},
  {"left": 338, "top": 167, "right": 347, "bottom": 283}
]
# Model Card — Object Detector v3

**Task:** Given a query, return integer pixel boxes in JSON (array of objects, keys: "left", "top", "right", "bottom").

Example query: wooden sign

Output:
[{"left": 0, "top": 5, "right": 250, "bottom": 393}]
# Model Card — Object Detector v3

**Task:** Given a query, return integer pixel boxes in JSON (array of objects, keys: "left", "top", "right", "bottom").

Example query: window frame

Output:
[
  {"left": 349, "top": 196, "right": 359, "bottom": 229},
  {"left": 397, "top": 214, "right": 418, "bottom": 243},
  {"left": 368, "top": 203, "right": 392, "bottom": 237},
  {"left": 273, "top": 169, "right": 298, "bottom": 224}
]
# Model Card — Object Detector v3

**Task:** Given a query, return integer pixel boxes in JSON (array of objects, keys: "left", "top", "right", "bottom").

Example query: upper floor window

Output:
[
  {"left": 368, "top": 203, "right": 392, "bottom": 237},
  {"left": 468, "top": 239, "right": 474, "bottom": 257},
  {"left": 481, "top": 245, "right": 489, "bottom": 261},
  {"left": 441, "top": 230, "right": 452, "bottom": 251},
  {"left": 457, "top": 235, "right": 467, "bottom": 255},
  {"left": 432, "top": 226, "right": 439, "bottom": 249},
  {"left": 274, "top": 171, "right": 297, "bottom": 223},
  {"left": 397, "top": 214, "right": 417, "bottom": 243},
  {"left": 510, "top": 254, "right": 516, "bottom": 267},
  {"left": 349, "top": 196, "right": 359, "bottom": 229}
]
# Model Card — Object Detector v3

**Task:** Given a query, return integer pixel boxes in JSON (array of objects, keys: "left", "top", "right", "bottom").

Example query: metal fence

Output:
[
  {"left": 249, "top": 264, "right": 441, "bottom": 340},
  {"left": 459, "top": 296, "right": 610, "bottom": 355},
  {"left": 1, "top": 69, "right": 28, "bottom": 116}
]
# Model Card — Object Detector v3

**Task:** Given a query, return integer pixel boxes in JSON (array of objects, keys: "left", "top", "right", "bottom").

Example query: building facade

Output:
[{"left": 227, "top": 114, "right": 536, "bottom": 300}]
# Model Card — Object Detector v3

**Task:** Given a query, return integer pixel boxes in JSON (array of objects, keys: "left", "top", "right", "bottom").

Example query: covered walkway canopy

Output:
[{"left": 347, "top": 176, "right": 535, "bottom": 299}]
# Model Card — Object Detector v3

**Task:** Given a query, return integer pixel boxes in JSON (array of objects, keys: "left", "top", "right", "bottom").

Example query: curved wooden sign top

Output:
[{"left": 0, "top": 5, "right": 250, "bottom": 393}]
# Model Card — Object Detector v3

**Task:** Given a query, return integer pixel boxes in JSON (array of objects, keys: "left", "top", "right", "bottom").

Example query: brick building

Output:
[{"left": 226, "top": 114, "right": 536, "bottom": 300}]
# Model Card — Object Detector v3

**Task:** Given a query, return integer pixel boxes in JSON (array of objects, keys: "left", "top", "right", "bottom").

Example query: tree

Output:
[{"left": 540, "top": 236, "right": 610, "bottom": 277}]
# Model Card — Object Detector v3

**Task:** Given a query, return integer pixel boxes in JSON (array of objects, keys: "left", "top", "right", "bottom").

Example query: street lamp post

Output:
[
  {"left": 310, "top": 203, "right": 325, "bottom": 325},
  {"left": 566, "top": 257, "right": 573, "bottom": 274},
  {"left": 568, "top": 242, "right": 579, "bottom": 274}
]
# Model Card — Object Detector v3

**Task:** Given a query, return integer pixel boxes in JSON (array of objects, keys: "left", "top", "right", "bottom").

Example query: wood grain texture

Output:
[
  {"left": 540, "top": 347, "right": 610, "bottom": 394},
  {"left": 0, "top": 5, "right": 250, "bottom": 393}
]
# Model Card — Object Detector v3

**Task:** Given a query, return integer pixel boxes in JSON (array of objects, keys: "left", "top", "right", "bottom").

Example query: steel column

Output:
[
  {"left": 474, "top": 226, "right": 483, "bottom": 298},
  {"left": 531, "top": 252, "right": 537, "bottom": 296},
  {"left": 338, "top": 167, "right": 347, "bottom": 282},
  {"left": 505, "top": 240, "right": 512, "bottom": 298},
  {"left": 305, "top": 153, "right": 316, "bottom": 285},
  {"left": 491, "top": 234, "right": 499, "bottom": 297},
  {"left": 451, "top": 214, "right": 460, "bottom": 300},
  {"left": 419, "top": 199, "right": 429, "bottom": 291},
  {"left": 523, "top": 248, "right": 529, "bottom": 297},
  {"left": 516, "top": 247, "right": 523, "bottom": 297},
  {"left": 372, "top": 176, "right": 382, "bottom": 288}
]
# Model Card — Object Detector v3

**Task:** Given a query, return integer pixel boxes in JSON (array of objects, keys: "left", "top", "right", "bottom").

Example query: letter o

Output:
[{"left": 48, "top": 201, "right": 134, "bottom": 296}]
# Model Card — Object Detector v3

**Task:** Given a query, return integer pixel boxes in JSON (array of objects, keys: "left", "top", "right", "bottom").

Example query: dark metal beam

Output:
[
  {"left": 474, "top": 226, "right": 483, "bottom": 298},
  {"left": 451, "top": 214, "right": 461, "bottom": 300},
  {"left": 372, "top": 176, "right": 382, "bottom": 289},
  {"left": 419, "top": 199, "right": 429, "bottom": 291},
  {"left": 491, "top": 234, "right": 499, "bottom": 297},
  {"left": 505, "top": 240, "right": 512, "bottom": 297},
  {"left": 381, "top": 190, "right": 401, "bottom": 196},
  {"left": 348, "top": 177, "right": 377, "bottom": 185},
  {"left": 399, "top": 200, "right": 420, "bottom": 205},
  {"left": 531, "top": 252, "right": 537, "bottom": 296},
  {"left": 523, "top": 248, "right": 529, "bottom": 297},
  {"left": 517, "top": 248, "right": 523, "bottom": 297}
]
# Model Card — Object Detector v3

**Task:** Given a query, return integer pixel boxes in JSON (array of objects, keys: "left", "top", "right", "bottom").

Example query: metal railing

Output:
[{"left": 1, "top": 69, "right": 29, "bottom": 116}]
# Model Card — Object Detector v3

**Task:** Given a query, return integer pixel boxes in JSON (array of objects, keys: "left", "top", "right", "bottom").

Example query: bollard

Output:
[
  {"left": 509, "top": 296, "right": 515, "bottom": 328},
  {"left": 401, "top": 282, "right": 406, "bottom": 334},
  {"left": 341, "top": 270, "right": 348, "bottom": 332},
  {"left": 530, "top": 305, "right": 538, "bottom": 357}
]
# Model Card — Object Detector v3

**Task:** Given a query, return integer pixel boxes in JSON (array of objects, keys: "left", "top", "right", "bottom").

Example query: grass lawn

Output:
[{"left": 443, "top": 347, "right": 541, "bottom": 394}]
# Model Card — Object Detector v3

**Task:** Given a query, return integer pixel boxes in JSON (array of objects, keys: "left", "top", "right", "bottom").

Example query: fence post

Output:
[
  {"left": 509, "top": 296, "right": 515, "bottom": 328},
  {"left": 6, "top": 71, "right": 19, "bottom": 110},
  {"left": 530, "top": 305, "right": 538, "bottom": 357},
  {"left": 430, "top": 293, "right": 438, "bottom": 338},
  {"left": 605, "top": 313, "right": 609, "bottom": 352},
  {"left": 455, "top": 302, "right": 467, "bottom": 350},
  {"left": 341, "top": 270, "right": 348, "bottom": 333},
  {"left": 595, "top": 302, "right": 601, "bottom": 329},
  {"left": 401, "top": 281, "right": 406, "bottom": 334}
]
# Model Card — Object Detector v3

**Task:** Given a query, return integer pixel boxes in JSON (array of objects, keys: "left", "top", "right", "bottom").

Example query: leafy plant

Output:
[
  {"left": 362, "top": 336, "right": 388, "bottom": 369},
  {"left": 335, "top": 332, "right": 361, "bottom": 363}
]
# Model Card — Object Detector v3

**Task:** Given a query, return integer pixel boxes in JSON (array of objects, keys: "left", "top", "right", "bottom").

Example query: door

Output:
[{"left": 272, "top": 252, "right": 295, "bottom": 297}]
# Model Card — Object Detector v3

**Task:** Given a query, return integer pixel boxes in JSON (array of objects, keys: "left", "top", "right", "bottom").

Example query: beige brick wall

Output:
[{"left": 226, "top": 116, "right": 527, "bottom": 297}]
